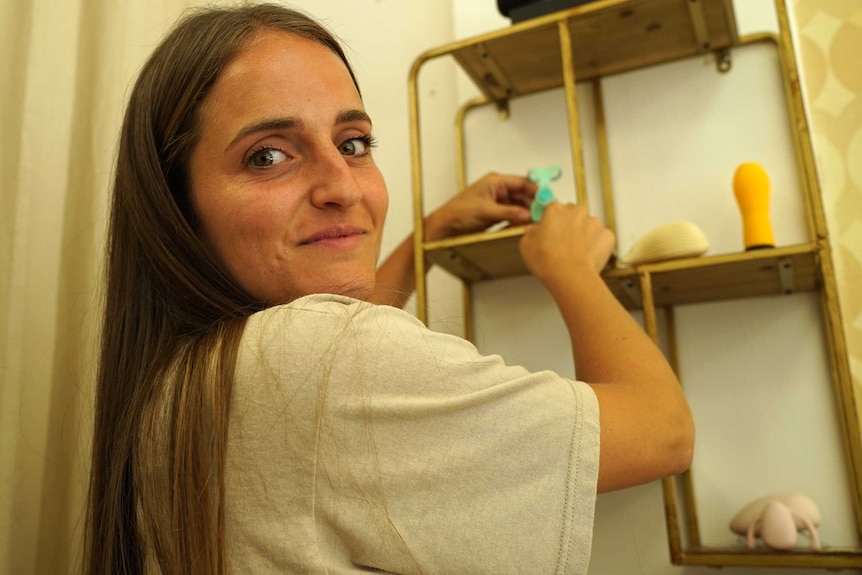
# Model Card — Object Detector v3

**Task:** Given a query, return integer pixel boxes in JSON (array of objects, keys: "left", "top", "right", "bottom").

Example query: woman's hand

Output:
[
  {"left": 519, "top": 202, "right": 615, "bottom": 288},
  {"left": 424, "top": 172, "right": 537, "bottom": 242}
]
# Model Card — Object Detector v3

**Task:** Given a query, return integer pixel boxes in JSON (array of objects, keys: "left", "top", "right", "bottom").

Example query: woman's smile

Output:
[{"left": 299, "top": 224, "right": 366, "bottom": 247}]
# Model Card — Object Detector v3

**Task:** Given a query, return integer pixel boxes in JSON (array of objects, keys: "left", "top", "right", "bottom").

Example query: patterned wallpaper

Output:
[{"left": 793, "top": 0, "right": 862, "bottom": 423}]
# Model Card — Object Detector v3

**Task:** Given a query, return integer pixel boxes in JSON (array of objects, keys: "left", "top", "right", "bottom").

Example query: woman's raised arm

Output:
[{"left": 519, "top": 202, "right": 694, "bottom": 492}]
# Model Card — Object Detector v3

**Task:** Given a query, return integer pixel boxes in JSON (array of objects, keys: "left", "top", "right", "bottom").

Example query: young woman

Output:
[{"left": 84, "top": 4, "right": 693, "bottom": 574}]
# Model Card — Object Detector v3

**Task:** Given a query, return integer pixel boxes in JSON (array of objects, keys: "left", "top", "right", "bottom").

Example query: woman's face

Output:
[{"left": 188, "top": 30, "right": 388, "bottom": 303}]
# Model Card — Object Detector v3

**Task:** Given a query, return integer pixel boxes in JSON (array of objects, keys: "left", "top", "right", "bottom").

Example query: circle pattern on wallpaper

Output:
[
  {"left": 831, "top": 17, "right": 862, "bottom": 93},
  {"left": 813, "top": 133, "right": 846, "bottom": 194},
  {"left": 800, "top": 35, "right": 827, "bottom": 100},
  {"left": 796, "top": 0, "right": 862, "bottom": 22},
  {"left": 847, "top": 122, "right": 862, "bottom": 193}
]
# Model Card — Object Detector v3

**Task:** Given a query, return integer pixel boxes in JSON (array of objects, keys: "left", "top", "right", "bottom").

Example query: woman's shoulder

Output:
[
  {"left": 239, "top": 293, "right": 492, "bottom": 377},
  {"left": 246, "top": 293, "right": 422, "bottom": 334},
  {"left": 240, "top": 294, "right": 431, "bottom": 356}
]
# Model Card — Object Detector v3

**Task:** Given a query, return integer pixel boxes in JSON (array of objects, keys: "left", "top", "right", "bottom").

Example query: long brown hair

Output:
[{"left": 84, "top": 5, "right": 359, "bottom": 574}]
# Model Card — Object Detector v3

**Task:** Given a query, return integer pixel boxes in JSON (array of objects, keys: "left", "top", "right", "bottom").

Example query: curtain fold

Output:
[
  {"left": 0, "top": 0, "right": 218, "bottom": 571},
  {"left": 2, "top": 0, "right": 87, "bottom": 571}
]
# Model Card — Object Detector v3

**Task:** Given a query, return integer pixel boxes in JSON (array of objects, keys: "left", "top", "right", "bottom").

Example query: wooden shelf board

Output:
[
  {"left": 641, "top": 245, "right": 819, "bottom": 307},
  {"left": 677, "top": 546, "right": 862, "bottom": 569},
  {"left": 448, "top": 0, "right": 738, "bottom": 101},
  {"left": 425, "top": 231, "right": 819, "bottom": 309},
  {"left": 425, "top": 226, "right": 528, "bottom": 281}
]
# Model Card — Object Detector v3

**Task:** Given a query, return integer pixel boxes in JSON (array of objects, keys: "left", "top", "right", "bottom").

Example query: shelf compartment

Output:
[
  {"left": 449, "top": 0, "right": 738, "bottom": 103},
  {"left": 676, "top": 547, "right": 862, "bottom": 569},
  {"left": 425, "top": 230, "right": 819, "bottom": 310}
]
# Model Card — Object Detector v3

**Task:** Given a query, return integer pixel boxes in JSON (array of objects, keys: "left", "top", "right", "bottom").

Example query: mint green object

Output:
[{"left": 528, "top": 166, "right": 562, "bottom": 222}]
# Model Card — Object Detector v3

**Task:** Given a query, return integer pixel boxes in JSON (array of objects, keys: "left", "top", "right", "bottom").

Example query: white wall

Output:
[{"left": 290, "top": 1, "right": 859, "bottom": 573}]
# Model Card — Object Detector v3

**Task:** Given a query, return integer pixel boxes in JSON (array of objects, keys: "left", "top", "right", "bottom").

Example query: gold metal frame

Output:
[{"left": 408, "top": 0, "right": 862, "bottom": 567}]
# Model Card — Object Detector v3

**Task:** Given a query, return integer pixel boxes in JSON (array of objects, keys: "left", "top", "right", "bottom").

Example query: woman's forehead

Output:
[{"left": 192, "top": 31, "right": 365, "bottom": 156}]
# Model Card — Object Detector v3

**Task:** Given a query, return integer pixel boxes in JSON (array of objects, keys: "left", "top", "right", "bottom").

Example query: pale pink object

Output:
[{"left": 729, "top": 494, "right": 822, "bottom": 551}]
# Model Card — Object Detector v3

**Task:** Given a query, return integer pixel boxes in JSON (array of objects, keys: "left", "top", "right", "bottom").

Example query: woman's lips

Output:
[{"left": 299, "top": 225, "right": 366, "bottom": 246}]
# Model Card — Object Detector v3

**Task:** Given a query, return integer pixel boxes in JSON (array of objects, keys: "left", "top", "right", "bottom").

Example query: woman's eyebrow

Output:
[
  {"left": 226, "top": 110, "right": 372, "bottom": 153},
  {"left": 226, "top": 117, "right": 301, "bottom": 152},
  {"left": 336, "top": 109, "right": 372, "bottom": 126}
]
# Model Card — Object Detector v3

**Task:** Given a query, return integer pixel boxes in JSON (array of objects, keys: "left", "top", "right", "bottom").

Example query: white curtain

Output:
[{"left": 0, "top": 0, "right": 222, "bottom": 571}]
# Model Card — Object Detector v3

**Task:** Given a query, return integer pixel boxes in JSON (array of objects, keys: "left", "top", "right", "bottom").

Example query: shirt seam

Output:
[{"left": 555, "top": 381, "right": 585, "bottom": 574}]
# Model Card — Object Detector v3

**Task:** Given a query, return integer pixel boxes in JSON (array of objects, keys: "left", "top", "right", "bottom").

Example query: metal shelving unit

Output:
[{"left": 407, "top": 0, "right": 862, "bottom": 568}]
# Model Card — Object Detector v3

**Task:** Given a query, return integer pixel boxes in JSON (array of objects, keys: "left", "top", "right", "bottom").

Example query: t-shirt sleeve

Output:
[
  {"left": 251, "top": 296, "right": 600, "bottom": 575},
  {"left": 243, "top": 302, "right": 599, "bottom": 575}
]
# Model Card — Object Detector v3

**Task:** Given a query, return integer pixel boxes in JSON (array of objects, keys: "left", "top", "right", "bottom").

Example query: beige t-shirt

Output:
[{"left": 226, "top": 294, "right": 600, "bottom": 574}]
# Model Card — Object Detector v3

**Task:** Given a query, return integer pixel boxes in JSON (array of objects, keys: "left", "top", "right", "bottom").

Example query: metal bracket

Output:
[
  {"left": 475, "top": 43, "right": 514, "bottom": 117},
  {"left": 620, "top": 277, "right": 643, "bottom": 309},
  {"left": 778, "top": 257, "right": 795, "bottom": 294},
  {"left": 495, "top": 98, "right": 511, "bottom": 120},
  {"left": 686, "top": 0, "right": 711, "bottom": 51},
  {"left": 715, "top": 48, "right": 732, "bottom": 73},
  {"left": 442, "top": 249, "right": 486, "bottom": 282}
]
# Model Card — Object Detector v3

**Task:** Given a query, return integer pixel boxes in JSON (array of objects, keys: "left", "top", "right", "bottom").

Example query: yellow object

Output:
[{"left": 733, "top": 162, "right": 776, "bottom": 250}]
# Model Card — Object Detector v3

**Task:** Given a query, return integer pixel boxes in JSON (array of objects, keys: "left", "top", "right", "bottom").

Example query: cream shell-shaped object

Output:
[
  {"left": 618, "top": 221, "right": 709, "bottom": 266},
  {"left": 730, "top": 493, "right": 822, "bottom": 534},
  {"left": 730, "top": 493, "right": 822, "bottom": 550},
  {"left": 759, "top": 501, "right": 802, "bottom": 550}
]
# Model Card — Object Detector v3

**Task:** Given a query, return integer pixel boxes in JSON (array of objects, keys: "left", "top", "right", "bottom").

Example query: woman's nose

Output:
[{"left": 308, "top": 146, "right": 362, "bottom": 209}]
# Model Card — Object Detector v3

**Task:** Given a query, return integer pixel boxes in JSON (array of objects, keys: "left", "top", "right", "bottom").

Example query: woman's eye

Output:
[
  {"left": 338, "top": 136, "right": 376, "bottom": 157},
  {"left": 247, "top": 147, "right": 287, "bottom": 168}
]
